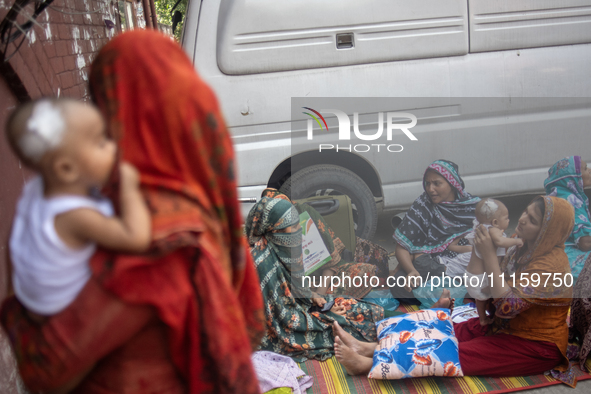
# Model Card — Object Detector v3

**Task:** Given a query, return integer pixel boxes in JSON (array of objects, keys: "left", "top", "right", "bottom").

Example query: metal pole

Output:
[
  {"left": 149, "top": 0, "right": 159, "bottom": 31},
  {"left": 141, "top": 0, "right": 153, "bottom": 28}
]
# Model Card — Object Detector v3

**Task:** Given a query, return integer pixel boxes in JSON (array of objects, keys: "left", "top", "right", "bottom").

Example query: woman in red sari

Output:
[{"left": 1, "top": 30, "right": 264, "bottom": 394}]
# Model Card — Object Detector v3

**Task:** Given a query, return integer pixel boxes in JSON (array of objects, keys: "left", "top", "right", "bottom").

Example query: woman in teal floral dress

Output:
[
  {"left": 245, "top": 196, "right": 384, "bottom": 361},
  {"left": 544, "top": 156, "right": 591, "bottom": 282}
]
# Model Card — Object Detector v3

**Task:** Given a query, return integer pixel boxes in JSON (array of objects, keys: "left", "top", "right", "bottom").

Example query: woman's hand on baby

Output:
[
  {"left": 312, "top": 297, "right": 327, "bottom": 307},
  {"left": 474, "top": 225, "right": 496, "bottom": 256}
]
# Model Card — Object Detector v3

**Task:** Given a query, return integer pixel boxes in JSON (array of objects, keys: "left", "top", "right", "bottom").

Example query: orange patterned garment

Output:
[{"left": 494, "top": 196, "right": 574, "bottom": 371}]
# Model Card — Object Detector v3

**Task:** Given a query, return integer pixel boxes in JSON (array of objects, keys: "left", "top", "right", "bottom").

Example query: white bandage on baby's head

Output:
[
  {"left": 18, "top": 100, "right": 66, "bottom": 163},
  {"left": 480, "top": 198, "right": 499, "bottom": 220}
]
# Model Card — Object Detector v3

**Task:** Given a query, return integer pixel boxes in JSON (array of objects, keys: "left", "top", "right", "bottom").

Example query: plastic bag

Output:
[
  {"left": 363, "top": 289, "right": 400, "bottom": 311},
  {"left": 412, "top": 279, "right": 466, "bottom": 310},
  {"left": 451, "top": 303, "right": 478, "bottom": 323}
]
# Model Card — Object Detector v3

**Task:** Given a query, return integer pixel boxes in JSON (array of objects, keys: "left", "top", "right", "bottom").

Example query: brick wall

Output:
[
  {"left": 0, "top": 74, "right": 27, "bottom": 394},
  {"left": 0, "top": 0, "right": 119, "bottom": 100}
]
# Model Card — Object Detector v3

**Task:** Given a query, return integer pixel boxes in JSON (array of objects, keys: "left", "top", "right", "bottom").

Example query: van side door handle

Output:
[{"left": 336, "top": 33, "right": 354, "bottom": 49}]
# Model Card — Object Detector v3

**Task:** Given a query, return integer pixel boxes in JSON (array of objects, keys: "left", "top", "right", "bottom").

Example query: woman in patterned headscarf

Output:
[
  {"left": 391, "top": 160, "right": 480, "bottom": 300},
  {"left": 1, "top": 30, "right": 264, "bottom": 394},
  {"left": 544, "top": 156, "right": 591, "bottom": 282},
  {"left": 245, "top": 196, "right": 385, "bottom": 361},
  {"left": 544, "top": 156, "right": 591, "bottom": 374}
]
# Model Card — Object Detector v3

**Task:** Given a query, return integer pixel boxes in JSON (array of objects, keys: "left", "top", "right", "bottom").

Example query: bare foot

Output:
[
  {"left": 334, "top": 336, "right": 374, "bottom": 376},
  {"left": 479, "top": 315, "right": 494, "bottom": 326},
  {"left": 332, "top": 321, "right": 376, "bottom": 357},
  {"left": 432, "top": 289, "right": 452, "bottom": 309}
]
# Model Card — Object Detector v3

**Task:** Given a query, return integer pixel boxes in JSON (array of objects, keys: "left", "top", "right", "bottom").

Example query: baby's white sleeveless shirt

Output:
[{"left": 10, "top": 176, "right": 114, "bottom": 315}]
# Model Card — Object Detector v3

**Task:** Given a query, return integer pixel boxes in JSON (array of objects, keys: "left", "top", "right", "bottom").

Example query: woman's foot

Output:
[
  {"left": 479, "top": 315, "right": 494, "bottom": 326},
  {"left": 332, "top": 321, "right": 376, "bottom": 357},
  {"left": 431, "top": 289, "right": 455, "bottom": 314},
  {"left": 334, "top": 336, "right": 374, "bottom": 376}
]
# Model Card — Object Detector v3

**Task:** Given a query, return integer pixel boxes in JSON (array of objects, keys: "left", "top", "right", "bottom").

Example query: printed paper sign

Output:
[{"left": 300, "top": 211, "right": 332, "bottom": 275}]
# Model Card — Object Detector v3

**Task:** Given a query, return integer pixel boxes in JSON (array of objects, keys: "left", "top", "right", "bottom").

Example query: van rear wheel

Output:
[{"left": 279, "top": 165, "right": 378, "bottom": 240}]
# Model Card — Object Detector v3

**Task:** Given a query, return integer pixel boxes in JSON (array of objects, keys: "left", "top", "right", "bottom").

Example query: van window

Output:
[
  {"left": 469, "top": 0, "right": 591, "bottom": 53},
  {"left": 217, "top": 0, "right": 469, "bottom": 75}
]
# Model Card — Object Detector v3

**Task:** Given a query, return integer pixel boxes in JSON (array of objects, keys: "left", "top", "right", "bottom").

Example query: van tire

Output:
[{"left": 279, "top": 165, "right": 378, "bottom": 240}]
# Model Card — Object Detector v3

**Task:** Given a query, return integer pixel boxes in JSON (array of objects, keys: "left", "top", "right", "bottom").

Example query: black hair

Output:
[{"left": 530, "top": 196, "right": 546, "bottom": 219}]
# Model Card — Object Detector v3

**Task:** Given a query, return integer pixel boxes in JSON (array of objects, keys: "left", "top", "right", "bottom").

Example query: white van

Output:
[{"left": 182, "top": 0, "right": 591, "bottom": 239}]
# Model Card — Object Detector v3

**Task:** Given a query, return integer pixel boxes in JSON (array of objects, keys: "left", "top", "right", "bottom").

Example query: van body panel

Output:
[
  {"left": 469, "top": 0, "right": 591, "bottom": 53},
  {"left": 180, "top": 0, "right": 200, "bottom": 57},
  {"left": 290, "top": 97, "right": 591, "bottom": 207},
  {"left": 218, "top": 0, "right": 469, "bottom": 75},
  {"left": 183, "top": 0, "right": 591, "bottom": 221}
]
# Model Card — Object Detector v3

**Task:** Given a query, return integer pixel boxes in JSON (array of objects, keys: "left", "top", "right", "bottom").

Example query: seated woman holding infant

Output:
[{"left": 390, "top": 160, "right": 480, "bottom": 301}]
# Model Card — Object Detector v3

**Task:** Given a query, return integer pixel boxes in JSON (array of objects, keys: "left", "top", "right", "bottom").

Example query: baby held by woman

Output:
[
  {"left": 465, "top": 198, "right": 523, "bottom": 325},
  {"left": 6, "top": 98, "right": 151, "bottom": 321}
]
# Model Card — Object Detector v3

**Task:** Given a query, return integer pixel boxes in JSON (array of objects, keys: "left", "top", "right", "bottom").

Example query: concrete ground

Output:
[{"left": 370, "top": 193, "right": 591, "bottom": 393}]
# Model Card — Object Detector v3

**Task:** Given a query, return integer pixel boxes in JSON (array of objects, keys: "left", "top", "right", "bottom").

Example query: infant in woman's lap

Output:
[{"left": 465, "top": 198, "right": 523, "bottom": 325}]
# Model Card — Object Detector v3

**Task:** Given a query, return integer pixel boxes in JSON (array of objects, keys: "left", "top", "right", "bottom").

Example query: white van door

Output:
[{"left": 182, "top": 0, "right": 591, "bottom": 239}]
